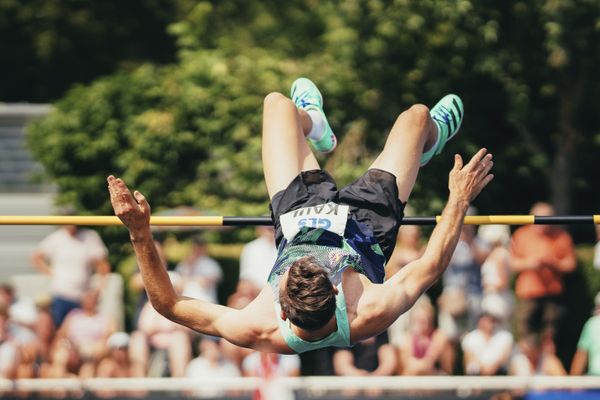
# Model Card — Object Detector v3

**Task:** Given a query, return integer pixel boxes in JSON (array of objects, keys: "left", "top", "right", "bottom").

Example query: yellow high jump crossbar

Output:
[{"left": 0, "top": 215, "right": 598, "bottom": 226}]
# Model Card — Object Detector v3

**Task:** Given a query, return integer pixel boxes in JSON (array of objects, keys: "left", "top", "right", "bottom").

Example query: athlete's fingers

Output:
[
  {"left": 107, "top": 176, "right": 137, "bottom": 215},
  {"left": 476, "top": 174, "right": 495, "bottom": 194},
  {"left": 470, "top": 173, "right": 494, "bottom": 200},
  {"left": 481, "top": 173, "right": 495, "bottom": 188},
  {"left": 464, "top": 148, "right": 488, "bottom": 171},
  {"left": 479, "top": 159, "right": 494, "bottom": 177},
  {"left": 107, "top": 175, "right": 116, "bottom": 198},
  {"left": 114, "top": 178, "right": 135, "bottom": 204},
  {"left": 134, "top": 190, "right": 151, "bottom": 214},
  {"left": 474, "top": 154, "right": 494, "bottom": 176},
  {"left": 107, "top": 175, "right": 123, "bottom": 208},
  {"left": 453, "top": 154, "right": 463, "bottom": 171}
]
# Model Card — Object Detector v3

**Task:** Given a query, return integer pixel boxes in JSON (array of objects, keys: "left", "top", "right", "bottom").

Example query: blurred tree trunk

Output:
[{"left": 551, "top": 78, "right": 584, "bottom": 214}]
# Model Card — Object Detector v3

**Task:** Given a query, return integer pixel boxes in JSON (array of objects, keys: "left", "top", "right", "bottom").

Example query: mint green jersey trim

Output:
[
  {"left": 276, "top": 284, "right": 351, "bottom": 353},
  {"left": 370, "top": 243, "right": 385, "bottom": 257}
]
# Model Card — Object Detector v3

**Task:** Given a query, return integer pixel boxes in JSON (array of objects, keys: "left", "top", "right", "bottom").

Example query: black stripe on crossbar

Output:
[
  {"left": 402, "top": 217, "right": 437, "bottom": 225},
  {"left": 534, "top": 216, "right": 594, "bottom": 224},
  {"left": 224, "top": 216, "right": 272, "bottom": 226}
]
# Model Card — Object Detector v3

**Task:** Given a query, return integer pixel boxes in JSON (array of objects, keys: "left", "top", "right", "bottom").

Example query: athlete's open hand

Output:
[
  {"left": 107, "top": 175, "right": 151, "bottom": 233},
  {"left": 448, "top": 148, "right": 494, "bottom": 203}
]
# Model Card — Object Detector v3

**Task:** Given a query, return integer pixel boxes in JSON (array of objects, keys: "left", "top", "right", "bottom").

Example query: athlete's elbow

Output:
[
  {"left": 420, "top": 254, "right": 447, "bottom": 279},
  {"left": 411, "top": 257, "right": 445, "bottom": 292},
  {"left": 149, "top": 297, "right": 179, "bottom": 320}
]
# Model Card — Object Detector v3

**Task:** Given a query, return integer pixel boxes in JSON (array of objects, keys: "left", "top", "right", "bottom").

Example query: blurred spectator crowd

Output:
[{"left": 1, "top": 201, "right": 600, "bottom": 383}]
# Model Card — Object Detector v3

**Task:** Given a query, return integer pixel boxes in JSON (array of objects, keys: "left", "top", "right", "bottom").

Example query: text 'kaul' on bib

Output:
[{"left": 280, "top": 202, "right": 349, "bottom": 240}]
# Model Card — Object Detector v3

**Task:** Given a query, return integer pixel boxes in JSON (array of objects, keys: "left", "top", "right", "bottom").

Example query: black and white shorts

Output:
[{"left": 269, "top": 168, "right": 406, "bottom": 261}]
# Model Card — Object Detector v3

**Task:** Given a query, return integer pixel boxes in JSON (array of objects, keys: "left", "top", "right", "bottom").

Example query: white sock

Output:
[
  {"left": 425, "top": 120, "right": 442, "bottom": 153},
  {"left": 306, "top": 109, "right": 326, "bottom": 140}
]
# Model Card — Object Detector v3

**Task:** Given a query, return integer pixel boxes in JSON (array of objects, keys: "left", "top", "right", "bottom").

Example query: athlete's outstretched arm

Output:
[
  {"left": 357, "top": 149, "right": 494, "bottom": 336},
  {"left": 107, "top": 176, "right": 263, "bottom": 348}
]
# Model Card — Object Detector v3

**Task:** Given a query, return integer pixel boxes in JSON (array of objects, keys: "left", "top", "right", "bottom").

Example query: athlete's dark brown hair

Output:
[{"left": 280, "top": 256, "right": 336, "bottom": 331}]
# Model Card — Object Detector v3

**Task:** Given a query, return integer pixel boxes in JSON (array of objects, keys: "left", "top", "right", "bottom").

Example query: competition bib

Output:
[{"left": 280, "top": 202, "right": 349, "bottom": 240}]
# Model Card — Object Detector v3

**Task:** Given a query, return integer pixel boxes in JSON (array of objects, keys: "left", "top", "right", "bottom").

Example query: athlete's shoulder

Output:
[
  {"left": 241, "top": 287, "right": 298, "bottom": 354},
  {"left": 340, "top": 270, "right": 386, "bottom": 342}
]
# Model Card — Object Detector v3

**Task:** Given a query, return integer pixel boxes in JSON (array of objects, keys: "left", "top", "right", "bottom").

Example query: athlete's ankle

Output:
[
  {"left": 290, "top": 77, "right": 337, "bottom": 154},
  {"left": 298, "top": 109, "right": 313, "bottom": 137},
  {"left": 306, "top": 109, "right": 326, "bottom": 140},
  {"left": 423, "top": 120, "right": 440, "bottom": 153}
]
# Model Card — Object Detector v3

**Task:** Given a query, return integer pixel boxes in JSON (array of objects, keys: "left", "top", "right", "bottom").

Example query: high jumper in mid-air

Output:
[{"left": 108, "top": 77, "right": 493, "bottom": 354}]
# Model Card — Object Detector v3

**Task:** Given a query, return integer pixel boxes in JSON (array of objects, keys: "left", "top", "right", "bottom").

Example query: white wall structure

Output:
[{"left": 0, "top": 104, "right": 54, "bottom": 278}]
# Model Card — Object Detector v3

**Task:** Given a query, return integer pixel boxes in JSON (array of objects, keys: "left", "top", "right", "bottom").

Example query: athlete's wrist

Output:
[
  {"left": 448, "top": 192, "right": 470, "bottom": 211},
  {"left": 129, "top": 227, "right": 153, "bottom": 243}
]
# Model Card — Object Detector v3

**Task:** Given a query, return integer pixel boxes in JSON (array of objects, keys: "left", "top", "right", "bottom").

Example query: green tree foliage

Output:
[
  {"left": 448, "top": 0, "right": 600, "bottom": 215},
  {"left": 27, "top": 0, "right": 600, "bottom": 252},
  {"left": 0, "top": 0, "right": 188, "bottom": 102}
]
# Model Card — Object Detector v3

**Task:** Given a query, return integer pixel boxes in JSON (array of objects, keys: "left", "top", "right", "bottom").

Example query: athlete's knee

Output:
[
  {"left": 263, "top": 91, "right": 292, "bottom": 109},
  {"left": 396, "top": 104, "right": 431, "bottom": 129},
  {"left": 409, "top": 103, "right": 430, "bottom": 115},
  {"left": 406, "top": 104, "right": 430, "bottom": 121}
]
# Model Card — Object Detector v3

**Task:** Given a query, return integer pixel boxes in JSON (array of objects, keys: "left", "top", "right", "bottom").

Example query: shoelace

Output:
[{"left": 295, "top": 91, "right": 319, "bottom": 109}]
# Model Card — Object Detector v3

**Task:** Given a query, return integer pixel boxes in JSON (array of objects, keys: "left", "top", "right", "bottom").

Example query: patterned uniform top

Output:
[{"left": 268, "top": 220, "right": 386, "bottom": 302}]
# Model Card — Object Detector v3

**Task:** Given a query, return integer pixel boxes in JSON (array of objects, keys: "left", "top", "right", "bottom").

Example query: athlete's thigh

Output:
[
  {"left": 261, "top": 92, "right": 319, "bottom": 199},
  {"left": 369, "top": 106, "right": 431, "bottom": 202}
]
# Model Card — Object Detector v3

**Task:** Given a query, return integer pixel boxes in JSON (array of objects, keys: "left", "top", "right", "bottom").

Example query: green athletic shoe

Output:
[
  {"left": 290, "top": 77, "right": 337, "bottom": 154},
  {"left": 420, "top": 94, "right": 464, "bottom": 166}
]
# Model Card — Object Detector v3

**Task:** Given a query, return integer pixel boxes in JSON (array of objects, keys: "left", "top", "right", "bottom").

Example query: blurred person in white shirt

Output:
[
  {"left": 31, "top": 221, "right": 110, "bottom": 327},
  {"left": 242, "top": 352, "right": 300, "bottom": 377},
  {"left": 478, "top": 224, "right": 514, "bottom": 328},
  {"left": 95, "top": 332, "right": 136, "bottom": 397},
  {"left": 510, "top": 333, "right": 566, "bottom": 376},
  {"left": 185, "top": 335, "right": 240, "bottom": 398},
  {"left": 97, "top": 332, "right": 134, "bottom": 378},
  {"left": 129, "top": 271, "right": 192, "bottom": 377},
  {"left": 186, "top": 335, "right": 240, "bottom": 378},
  {"left": 57, "top": 289, "right": 115, "bottom": 378},
  {"left": 9, "top": 298, "right": 40, "bottom": 379},
  {"left": 176, "top": 235, "right": 222, "bottom": 304},
  {"left": 462, "top": 294, "right": 513, "bottom": 375},
  {"left": 237, "top": 226, "right": 278, "bottom": 298}
]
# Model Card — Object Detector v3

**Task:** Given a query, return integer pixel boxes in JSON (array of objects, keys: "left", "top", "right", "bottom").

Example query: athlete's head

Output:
[{"left": 280, "top": 256, "right": 336, "bottom": 331}]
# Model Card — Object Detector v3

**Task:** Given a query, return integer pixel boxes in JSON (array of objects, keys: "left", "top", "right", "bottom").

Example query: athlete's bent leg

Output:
[
  {"left": 369, "top": 104, "right": 437, "bottom": 203},
  {"left": 370, "top": 94, "right": 464, "bottom": 203},
  {"left": 261, "top": 92, "right": 320, "bottom": 199}
]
